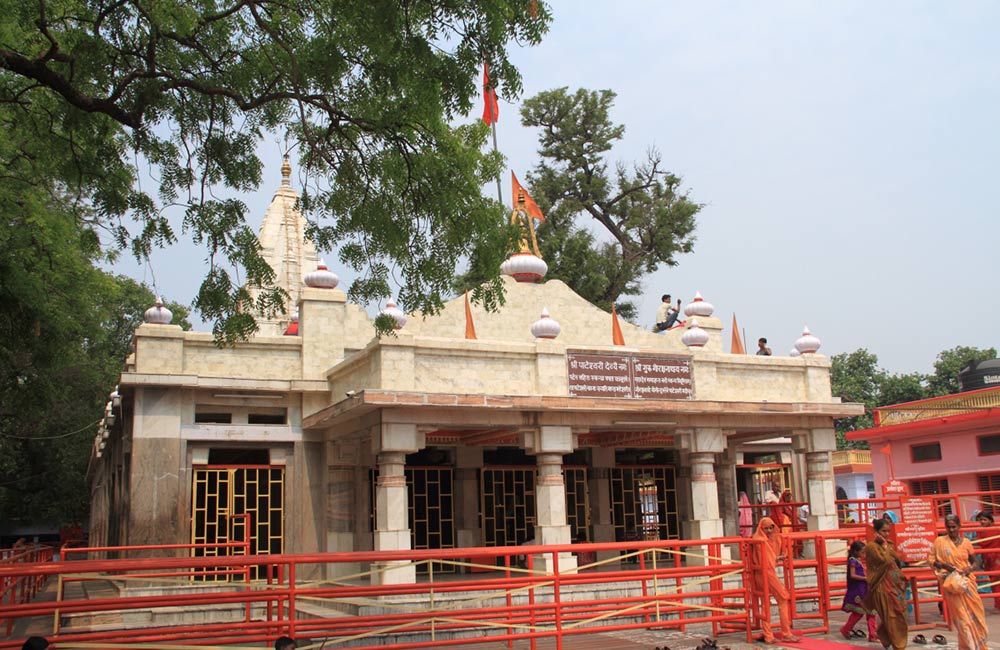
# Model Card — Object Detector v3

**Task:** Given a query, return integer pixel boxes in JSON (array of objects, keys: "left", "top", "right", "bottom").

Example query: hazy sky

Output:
[{"left": 115, "top": 1, "right": 999, "bottom": 376}]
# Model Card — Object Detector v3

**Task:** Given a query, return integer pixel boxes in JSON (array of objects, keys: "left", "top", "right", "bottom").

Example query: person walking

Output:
[
  {"left": 865, "top": 518, "right": 907, "bottom": 650},
  {"left": 751, "top": 517, "right": 800, "bottom": 643},
  {"left": 974, "top": 510, "right": 1000, "bottom": 611},
  {"left": 930, "top": 514, "right": 989, "bottom": 650},
  {"left": 840, "top": 541, "right": 878, "bottom": 641}
]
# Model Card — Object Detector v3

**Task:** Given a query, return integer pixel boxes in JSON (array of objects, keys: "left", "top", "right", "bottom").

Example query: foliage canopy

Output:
[
  {"left": 520, "top": 88, "right": 700, "bottom": 320},
  {"left": 0, "top": 0, "right": 551, "bottom": 341}
]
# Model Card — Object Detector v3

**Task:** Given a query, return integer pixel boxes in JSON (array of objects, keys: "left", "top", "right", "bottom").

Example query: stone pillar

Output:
[
  {"left": 717, "top": 443, "right": 739, "bottom": 538},
  {"left": 681, "top": 428, "right": 726, "bottom": 566},
  {"left": 589, "top": 447, "right": 616, "bottom": 563},
  {"left": 370, "top": 423, "right": 423, "bottom": 585},
  {"left": 455, "top": 446, "right": 483, "bottom": 553},
  {"left": 794, "top": 427, "right": 840, "bottom": 558},
  {"left": 524, "top": 425, "right": 577, "bottom": 573}
]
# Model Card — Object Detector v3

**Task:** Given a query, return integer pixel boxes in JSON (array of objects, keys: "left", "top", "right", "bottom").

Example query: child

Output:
[{"left": 840, "top": 540, "right": 877, "bottom": 641}]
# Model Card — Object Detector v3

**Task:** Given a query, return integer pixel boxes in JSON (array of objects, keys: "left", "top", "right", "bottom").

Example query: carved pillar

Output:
[
  {"left": 455, "top": 446, "right": 483, "bottom": 552},
  {"left": 717, "top": 442, "right": 739, "bottom": 538},
  {"left": 371, "top": 423, "right": 423, "bottom": 585},
  {"left": 524, "top": 425, "right": 577, "bottom": 573},
  {"left": 794, "top": 427, "right": 840, "bottom": 558},
  {"left": 589, "top": 447, "right": 616, "bottom": 563},
  {"left": 682, "top": 428, "right": 726, "bottom": 566}
]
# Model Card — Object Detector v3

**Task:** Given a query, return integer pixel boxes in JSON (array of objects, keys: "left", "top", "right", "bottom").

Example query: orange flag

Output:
[
  {"left": 879, "top": 444, "right": 891, "bottom": 455},
  {"left": 464, "top": 292, "right": 477, "bottom": 340},
  {"left": 611, "top": 304, "right": 625, "bottom": 346},
  {"left": 482, "top": 62, "right": 499, "bottom": 125},
  {"left": 511, "top": 172, "right": 545, "bottom": 222},
  {"left": 730, "top": 314, "right": 745, "bottom": 354}
]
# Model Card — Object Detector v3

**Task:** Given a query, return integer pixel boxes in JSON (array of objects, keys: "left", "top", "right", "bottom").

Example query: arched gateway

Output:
[{"left": 88, "top": 164, "right": 862, "bottom": 585}]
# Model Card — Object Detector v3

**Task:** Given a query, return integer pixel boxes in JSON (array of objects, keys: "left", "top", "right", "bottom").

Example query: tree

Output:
[
  {"left": 830, "top": 345, "right": 997, "bottom": 450},
  {"left": 518, "top": 87, "right": 700, "bottom": 319},
  {"left": 0, "top": 0, "right": 551, "bottom": 341},
  {"left": 830, "top": 349, "right": 884, "bottom": 448},
  {"left": 927, "top": 346, "right": 997, "bottom": 396},
  {"left": 0, "top": 179, "right": 187, "bottom": 524}
]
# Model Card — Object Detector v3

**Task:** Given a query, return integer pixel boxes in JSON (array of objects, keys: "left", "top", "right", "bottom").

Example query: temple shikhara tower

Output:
[{"left": 89, "top": 162, "right": 861, "bottom": 584}]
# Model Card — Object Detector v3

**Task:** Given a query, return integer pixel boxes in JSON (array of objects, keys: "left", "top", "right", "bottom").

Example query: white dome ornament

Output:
[
  {"left": 304, "top": 259, "right": 339, "bottom": 289},
  {"left": 789, "top": 348, "right": 802, "bottom": 358},
  {"left": 143, "top": 296, "right": 172, "bottom": 324},
  {"left": 380, "top": 298, "right": 407, "bottom": 330},
  {"left": 794, "top": 326, "right": 822, "bottom": 354},
  {"left": 681, "top": 319, "right": 710, "bottom": 348},
  {"left": 500, "top": 252, "right": 548, "bottom": 283},
  {"left": 684, "top": 291, "right": 715, "bottom": 318},
  {"left": 531, "top": 308, "right": 561, "bottom": 339}
]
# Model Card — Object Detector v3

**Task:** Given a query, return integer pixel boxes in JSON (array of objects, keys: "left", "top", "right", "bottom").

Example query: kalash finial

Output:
[
  {"left": 500, "top": 172, "right": 549, "bottom": 282},
  {"left": 281, "top": 154, "right": 291, "bottom": 187}
]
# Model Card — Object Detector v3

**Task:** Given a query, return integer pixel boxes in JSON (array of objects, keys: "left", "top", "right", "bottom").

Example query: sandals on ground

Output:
[
  {"left": 932, "top": 635, "right": 947, "bottom": 645},
  {"left": 851, "top": 630, "right": 866, "bottom": 638},
  {"left": 913, "top": 635, "right": 928, "bottom": 645}
]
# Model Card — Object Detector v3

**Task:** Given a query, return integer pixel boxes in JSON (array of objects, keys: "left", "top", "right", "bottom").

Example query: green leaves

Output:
[
  {"left": 0, "top": 0, "right": 552, "bottom": 340},
  {"left": 518, "top": 87, "right": 700, "bottom": 319},
  {"left": 830, "top": 345, "right": 998, "bottom": 449}
]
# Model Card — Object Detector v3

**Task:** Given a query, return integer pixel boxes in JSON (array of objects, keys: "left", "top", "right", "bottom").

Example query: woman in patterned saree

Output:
[
  {"left": 930, "top": 514, "right": 989, "bottom": 650},
  {"left": 865, "top": 518, "right": 907, "bottom": 650}
]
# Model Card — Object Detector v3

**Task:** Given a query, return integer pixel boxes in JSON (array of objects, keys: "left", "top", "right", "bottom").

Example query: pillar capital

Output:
[
  {"left": 792, "top": 427, "right": 837, "bottom": 453},
  {"left": 371, "top": 422, "right": 424, "bottom": 454},
  {"left": 523, "top": 425, "right": 574, "bottom": 455}
]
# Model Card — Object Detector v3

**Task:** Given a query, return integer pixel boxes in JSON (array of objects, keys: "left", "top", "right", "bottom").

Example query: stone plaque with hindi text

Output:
[{"left": 567, "top": 351, "right": 693, "bottom": 400}]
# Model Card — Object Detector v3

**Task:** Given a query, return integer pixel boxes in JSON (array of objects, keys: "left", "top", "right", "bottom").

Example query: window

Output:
[
  {"left": 195, "top": 411, "right": 232, "bottom": 424},
  {"left": 978, "top": 434, "right": 1000, "bottom": 456},
  {"left": 911, "top": 478, "right": 949, "bottom": 495},
  {"left": 978, "top": 474, "right": 1000, "bottom": 518},
  {"left": 248, "top": 409, "right": 287, "bottom": 425},
  {"left": 912, "top": 478, "right": 952, "bottom": 517},
  {"left": 910, "top": 442, "right": 942, "bottom": 463}
]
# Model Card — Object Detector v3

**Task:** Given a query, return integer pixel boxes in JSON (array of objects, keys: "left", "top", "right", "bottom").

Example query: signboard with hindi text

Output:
[
  {"left": 567, "top": 351, "right": 693, "bottom": 400},
  {"left": 896, "top": 496, "right": 937, "bottom": 563},
  {"left": 882, "top": 479, "right": 908, "bottom": 497}
]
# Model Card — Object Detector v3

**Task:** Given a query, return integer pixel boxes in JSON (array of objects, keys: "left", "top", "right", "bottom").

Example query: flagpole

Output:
[{"left": 491, "top": 122, "right": 503, "bottom": 204}]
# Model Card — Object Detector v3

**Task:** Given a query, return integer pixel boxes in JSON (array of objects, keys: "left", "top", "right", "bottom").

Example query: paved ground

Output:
[{"left": 438, "top": 608, "right": 1000, "bottom": 650}]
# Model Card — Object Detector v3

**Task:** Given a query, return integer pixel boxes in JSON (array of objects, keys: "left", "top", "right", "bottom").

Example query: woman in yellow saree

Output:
[
  {"left": 930, "top": 514, "right": 989, "bottom": 650},
  {"left": 751, "top": 516, "right": 800, "bottom": 643},
  {"left": 865, "top": 518, "right": 907, "bottom": 650}
]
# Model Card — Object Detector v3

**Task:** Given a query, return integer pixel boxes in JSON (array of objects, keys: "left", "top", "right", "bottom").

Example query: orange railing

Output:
[
  {"left": 836, "top": 490, "right": 1000, "bottom": 528},
  {"left": 0, "top": 544, "right": 54, "bottom": 636},
  {"left": 0, "top": 530, "right": 952, "bottom": 650}
]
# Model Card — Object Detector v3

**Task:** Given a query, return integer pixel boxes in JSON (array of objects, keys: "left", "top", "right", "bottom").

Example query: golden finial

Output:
[{"left": 281, "top": 155, "right": 291, "bottom": 187}]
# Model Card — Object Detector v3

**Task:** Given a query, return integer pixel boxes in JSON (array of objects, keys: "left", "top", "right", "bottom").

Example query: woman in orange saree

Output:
[
  {"left": 930, "top": 514, "right": 989, "bottom": 650},
  {"left": 751, "top": 516, "right": 799, "bottom": 643},
  {"left": 865, "top": 518, "right": 907, "bottom": 650}
]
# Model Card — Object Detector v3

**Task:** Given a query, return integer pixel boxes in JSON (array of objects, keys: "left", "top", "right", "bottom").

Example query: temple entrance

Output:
[
  {"left": 407, "top": 466, "right": 455, "bottom": 572},
  {"left": 481, "top": 466, "right": 536, "bottom": 547},
  {"left": 736, "top": 462, "right": 791, "bottom": 504},
  {"left": 609, "top": 465, "right": 678, "bottom": 542},
  {"left": 190, "top": 464, "right": 284, "bottom": 580}
]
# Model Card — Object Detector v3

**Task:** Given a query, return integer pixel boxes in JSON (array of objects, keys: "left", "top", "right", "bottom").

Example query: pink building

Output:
[{"left": 847, "top": 385, "right": 1000, "bottom": 521}]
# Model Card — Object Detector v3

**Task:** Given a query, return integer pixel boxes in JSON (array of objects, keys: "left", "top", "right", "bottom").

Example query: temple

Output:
[{"left": 88, "top": 163, "right": 862, "bottom": 583}]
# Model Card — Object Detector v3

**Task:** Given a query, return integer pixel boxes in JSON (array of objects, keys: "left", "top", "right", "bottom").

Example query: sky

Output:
[{"left": 113, "top": 1, "right": 1000, "bottom": 376}]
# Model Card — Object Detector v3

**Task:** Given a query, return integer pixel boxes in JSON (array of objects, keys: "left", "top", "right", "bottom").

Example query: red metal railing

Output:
[
  {"left": 0, "top": 544, "right": 54, "bottom": 636},
  {"left": 0, "top": 530, "right": 955, "bottom": 650}
]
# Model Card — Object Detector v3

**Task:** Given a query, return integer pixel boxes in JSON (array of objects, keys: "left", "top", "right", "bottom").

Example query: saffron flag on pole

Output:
[
  {"left": 464, "top": 292, "right": 477, "bottom": 340},
  {"left": 482, "top": 62, "right": 499, "bottom": 125},
  {"left": 880, "top": 444, "right": 891, "bottom": 455},
  {"left": 511, "top": 172, "right": 545, "bottom": 222},
  {"left": 611, "top": 304, "right": 625, "bottom": 346},
  {"left": 730, "top": 314, "right": 745, "bottom": 354}
]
